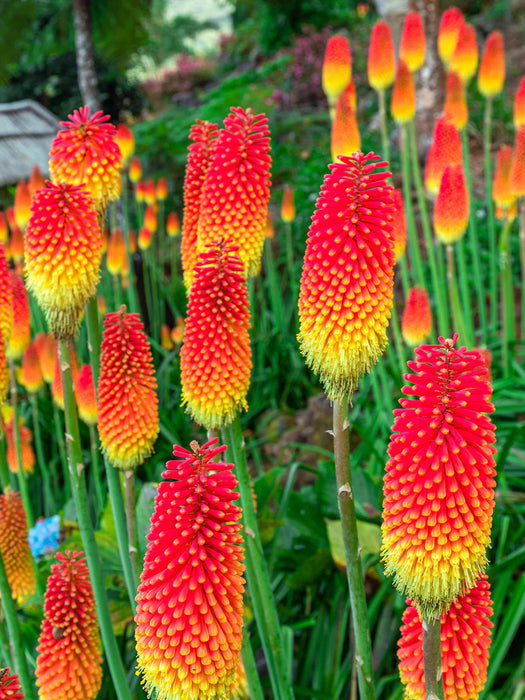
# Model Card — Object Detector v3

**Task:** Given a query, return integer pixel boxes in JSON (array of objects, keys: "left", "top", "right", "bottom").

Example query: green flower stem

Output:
[
  {"left": 0, "top": 425, "right": 11, "bottom": 491},
  {"left": 422, "top": 613, "right": 444, "bottom": 700},
  {"left": 0, "top": 549, "right": 37, "bottom": 700},
  {"left": 455, "top": 238, "right": 474, "bottom": 347},
  {"left": 499, "top": 217, "right": 515, "bottom": 377},
  {"left": 89, "top": 423, "right": 105, "bottom": 519},
  {"left": 408, "top": 121, "right": 449, "bottom": 336},
  {"left": 8, "top": 362, "right": 33, "bottom": 527},
  {"left": 483, "top": 100, "right": 497, "bottom": 339},
  {"left": 225, "top": 416, "right": 294, "bottom": 700},
  {"left": 390, "top": 301, "right": 409, "bottom": 377},
  {"left": 118, "top": 181, "right": 140, "bottom": 315},
  {"left": 520, "top": 199, "right": 525, "bottom": 352},
  {"left": 0, "top": 614, "right": 13, "bottom": 668},
  {"left": 398, "top": 256, "right": 411, "bottom": 296},
  {"left": 241, "top": 630, "right": 265, "bottom": 700},
  {"left": 264, "top": 240, "right": 286, "bottom": 334},
  {"left": 446, "top": 245, "right": 468, "bottom": 344},
  {"left": 29, "top": 393, "right": 53, "bottom": 517},
  {"left": 58, "top": 339, "right": 132, "bottom": 699},
  {"left": 284, "top": 221, "right": 298, "bottom": 313},
  {"left": 85, "top": 299, "right": 137, "bottom": 614},
  {"left": 378, "top": 89, "right": 390, "bottom": 164},
  {"left": 52, "top": 402, "right": 69, "bottom": 499},
  {"left": 333, "top": 398, "right": 376, "bottom": 700},
  {"left": 401, "top": 124, "right": 425, "bottom": 289},
  {"left": 123, "top": 469, "right": 139, "bottom": 587},
  {"left": 112, "top": 274, "right": 123, "bottom": 309}
]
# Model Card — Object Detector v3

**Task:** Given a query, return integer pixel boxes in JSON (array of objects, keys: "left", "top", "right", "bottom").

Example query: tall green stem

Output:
[
  {"left": 389, "top": 304, "right": 408, "bottom": 378},
  {"left": 0, "top": 426, "right": 11, "bottom": 491},
  {"left": 398, "top": 256, "right": 411, "bottom": 296},
  {"left": 401, "top": 125, "right": 425, "bottom": 289},
  {"left": 88, "top": 423, "right": 105, "bottom": 519},
  {"left": 225, "top": 416, "right": 294, "bottom": 700},
  {"left": 378, "top": 89, "right": 390, "bottom": 164},
  {"left": 455, "top": 238, "right": 474, "bottom": 347},
  {"left": 0, "top": 550, "right": 36, "bottom": 700},
  {"left": 124, "top": 469, "right": 139, "bottom": 586},
  {"left": 8, "top": 362, "right": 33, "bottom": 527},
  {"left": 483, "top": 99, "right": 497, "bottom": 338},
  {"left": 446, "top": 245, "right": 467, "bottom": 343},
  {"left": 499, "top": 217, "right": 515, "bottom": 377},
  {"left": 30, "top": 393, "right": 53, "bottom": 517},
  {"left": 58, "top": 340, "right": 131, "bottom": 698},
  {"left": 520, "top": 199, "right": 525, "bottom": 352},
  {"left": 333, "top": 399, "right": 376, "bottom": 700},
  {"left": 422, "top": 613, "right": 444, "bottom": 700},
  {"left": 241, "top": 631, "right": 265, "bottom": 700}
]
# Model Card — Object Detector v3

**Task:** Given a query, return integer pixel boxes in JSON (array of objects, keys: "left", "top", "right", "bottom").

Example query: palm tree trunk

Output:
[{"left": 72, "top": 0, "right": 101, "bottom": 112}]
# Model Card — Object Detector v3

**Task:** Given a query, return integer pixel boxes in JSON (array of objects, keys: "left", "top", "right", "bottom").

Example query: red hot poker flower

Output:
[
  {"left": 181, "top": 120, "right": 218, "bottom": 288},
  {"left": 438, "top": 7, "right": 465, "bottom": 67},
  {"left": 367, "top": 20, "right": 396, "bottom": 92},
  {"left": 75, "top": 364, "right": 98, "bottom": 426},
  {"left": 434, "top": 164, "right": 469, "bottom": 244},
  {"left": 400, "top": 12, "right": 426, "bottom": 73},
  {"left": 197, "top": 107, "right": 272, "bottom": 279},
  {"left": 114, "top": 123, "right": 135, "bottom": 168},
  {"left": 0, "top": 490, "right": 36, "bottom": 604},
  {"left": 331, "top": 89, "right": 361, "bottom": 162},
  {"left": 424, "top": 116, "right": 463, "bottom": 195},
  {"left": 7, "top": 272, "right": 30, "bottom": 360},
  {"left": 391, "top": 188, "right": 407, "bottom": 260},
  {"left": 181, "top": 240, "right": 252, "bottom": 430},
  {"left": 5, "top": 417, "right": 35, "bottom": 475},
  {"left": 449, "top": 23, "right": 479, "bottom": 84},
  {"left": 281, "top": 184, "right": 296, "bottom": 223},
  {"left": 36, "top": 551, "right": 102, "bottom": 700},
  {"left": 0, "top": 244, "right": 13, "bottom": 346},
  {"left": 510, "top": 125, "right": 525, "bottom": 198},
  {"left": 13, "top": 181, "right": 31, "bottom": 230},
  {"left": 20, "top": 340, "right": 44, "bottom": 394},
  {"left": 398, "top": 575, "right": 493, "bottom": 700},
  {"left": 135, "top": 438, "right": 245, "bottom": 700},
  {"left": 28, "top": 165, "right": 45, "bottom": 199},
  {"left": 298, "top": 152, "right": 394, "bottom": 401},
  {"left": 391, "top": 60, "right": 416, "bottom": 124},
  {"left": 477, "top": 31, "right": 505, "bottom": 99},
  {"left": 402, "top": 286, "right": 432, "bottom": 346},
  {"left": 98, "top": 309, "right": 159, "bottom": 470},
  {"left": 514, "top": 75, "right": 525, "bottom": 128},
  {"left": 443, "top": 71, "right": 468, "bottom": 130},
  {"left": 493, "top": 144, "right": 516, "bottom": 211},
  {"left": 106, "top": 227, "right": 127, "bottom": 276},
  {"left": 49, "top": 106, "right": 122, "bottom": 213},
  {"left": 322, "top": 35, "right": 352, "bottom": 111},
  {"left": 0, "top": 668, "right": 24, "bottom": 700},
  {"left": 381, "top": 335, "right": 497, "bottom": 615}
]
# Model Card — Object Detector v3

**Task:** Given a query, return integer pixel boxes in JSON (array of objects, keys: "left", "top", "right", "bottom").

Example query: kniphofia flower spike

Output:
[
  {"left": 322, "top": 35, "right": 352, "bottom": 112},
  {"left": 401, "top": 286, "right": 432, "bottom": 346},
  {"left": 367, "top": 20, "right": 396, "bottom": 92},
  {"left": 0, "top": 668, "right": 24, "bottom": 700},
  {"left": 0, "top": 489, "right": 36, "bottom": 604}
]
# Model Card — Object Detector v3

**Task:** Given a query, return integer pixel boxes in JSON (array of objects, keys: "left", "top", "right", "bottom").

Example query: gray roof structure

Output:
[{"left": 0, "top": 100, "right": 60, "bottom": 186}]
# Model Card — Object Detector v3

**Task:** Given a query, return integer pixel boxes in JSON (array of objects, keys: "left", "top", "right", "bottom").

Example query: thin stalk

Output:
[
  {"left": 389, "top": 303, "right": 408, "bottom": 378},
  {"left": 446, "top": 245, "right": 468, "bottom": 343},
  {"left": 499, "top": 217, "right": 515, "bottom": 377},
  {"left": 86, "top": 297, "right": 101, "bottom": 381},
  {"left": 225, "top": 416, "right": 294, "bottom": 700},
  {"left": 378, "top": 89, "right": 390, "bottom": 164},
  {"left": 52, "top": 402, "right": 69, "bottom": 498},
  {"left": 408, "top": 121, "right": 449, "bottom": 336},
  {"left": 398, "top": 256, "right": 411, "bottom": 296},
  {"left": 284, "top": 221, "right": 297, "bottom": 309},
  {"left": 0, "top": 615, "right": 13, "bottom": 668},
  {"left": 264, "top": 240, "right": 286, "bottom": 333},
  {"left": 462, "top": 128, "right": 488, "bottom": 342},
  {"left": 401, "top": 124, "right": 425, "bottom": 288},
  {"left": 0, "top": 549, "right": 37, "bottom": 700},
  {"left": 124, "top": 469, "right": 139, "bottom": 587},
  {"left": 422, "top": 613, "right": 444, "bottom": 700},
  {"left": 455, "top": 239, "right": 474, "bottom": 346},
  {"left": 120, "top": 176, "right": 139, "bottom": 314},
  {"left": 112, "top": 274, "right": 123, "bottom": 309},
  {"left": 483, "top": 99, "right": 497, "bottom": 338},
  {"left": 333, "top": 399, "right": 375, "bottom": 700},
  {"left": 58, "top": 340, "right": 131, "bottom": 698},
  {"left": 8, "top": 362, "right": 33, "bottom": 527},
  {"left": 29, "top": 393, "right": 53, "bottom": 517},
  {"left": 89, "top": 423, "right": 105, "bottom": 519},
  {"left": 520, "top": 199, "right": 525, "bottom": 349},
  {"left": 0, "top": 427, "right": 10, "bottom": 490},
  {"left": 241, "top": 631, "right": 265, "bottom": 700}
]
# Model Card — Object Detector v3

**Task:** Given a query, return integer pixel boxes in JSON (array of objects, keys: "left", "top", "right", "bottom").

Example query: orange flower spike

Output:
[
  {"left": 513, "top": 76, "right": 525, "bottom": 128},
  {"left": 298, "top": 152, "right": 394, "bottom": 400},
  {"left": 143, "top": 179, "right": 156, "bottom": 206},
  {"left": 0, "top": 244, "right": 13, "bottom": 344},
  {"left": 25, "top": 182, "right": 101, "bottom": 339},
  {"left": 166, "top": 211, "right": 180, "bottom": 237},
  {"left": 49, "top": 106, "right": 122, "bottom": 213},
  {"left": 434, "top": 164, "right": 469, "bottom": 244},
  {"left": 160, "top": 323, "right": 174, "bottom": 350},
  {"left": 28, "top": 165, "right": 45, "bottom": 199},
  {"left": 36, "top": 551, "right": 102, "bottom": 700},
  {"left": 391, "top": 60, "right": 416, "bottom": 124},
  {"left": 0, "top": 340, "right": 8, "bottom": 405},
  {"left": 382, "top": 335, "right": 497, "bottom": 615},
  {"left": 398, "top": 575, "right": 493, "bottom": 700},
  {"left": 281, "top": 184, "right": 296, "bottom": 223},
  {"left": 97, "top": 309, "right": 159, "bottom": 470},
  {"left": 135, "top": 438, "right": 245, "bottom": 700},
  {"left": 34, "top": 333, "right": 55, "bottom": 384},
  {"left": 510, "top": 125, "right": 525, "bottom": 198},
  {"left": 449, "top": 23, "right": 479, "bottom": 84},
  {"left": 197, "top": 108, "right": 272, "bottom": 278},
  {"left": 331, "top": 89, "right": 361, "bottom": 161},
  {"left": 230, "top": 659, "right": 249, "bottom": 700},
  {"left": 0, "top": 490, "right": 36, "bottom": 604},
  {"left": 493, "top": 144, "right": 515, "bottom": 211},
  {"left": 181, "top": 240, "right": 252, "bottom": 429},
  {"left": 143, "top": 204, "right": 158, "bottom": 233},
  {"left": 6, "top": 419, "right": 35, "bottom": 475},
  {"left": 401, "top": 286, "right": 432, "bottom": 346},
  {"left": 322, "top": 35, "right": 352, "bottom": 112},
  {"left": 114, "top": 123, "right": 135, "bottom": 168},
  {"left": 400, "top": 12, "right": 426, "bottom": 73},
  {"left": 75, "top": 364, "right": 98, "bottom": 426},
  {"left": 51, "top": 343, "right": 78, "bottom": 410},
  {"left": 367, "top": 20, "right": 396, "bottom": 92},
  {"left": 0, "top": 667, "right": 24, "bottom": 699},
  {"left": 106, "top": 227, "right": 127, "bottom": 276},
  {"left": 478, "top": 31, "right": 505, "bottom": 99},
  {"left": 391, "top": 188, "right": 407, "bottom": 260},
  {"left": 138, "top": 226, "right": 153, "bottom": 251},
  {"left": 13, "top": 181, "right": 31, "bottom": 230},
  {"left": 7, "top": 273, "right": 30, "bottom": 360},
  {"left": 20, "top": 340, "right": 44, "bottom": 394},
  {"left": 156, "top": 176, "right": 168, "bottom": 201},
  {"left": 424, "top": 116, "right": 463, "bottom": 195},
  {"left": 0, "top": 212, "right": 7, "bottom": 244},
  {"left": 264, "top": 212, "right": 275, "bottom": 238},
  {"left": 171, "top": 316, "right": 185, "bottom": 345},
  {"left": 443, "top": 71, "right": 468, "bottom": 130},
  {"left": 8, "top": 219, "right": 24, "bottom": 267},
  {"left": 128, "top": 229, "right": 137, "bottom": 254},
  {"left": 438, "top": 6, "right": 465, "bottom": 68},
  {"left": 129, "top": 157, "right": 142, "bottom": 184}
]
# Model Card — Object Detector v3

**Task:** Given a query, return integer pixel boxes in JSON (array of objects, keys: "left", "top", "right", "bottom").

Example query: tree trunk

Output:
[{"left": 72, "top": 0, "right": 101, "bottom": 112}]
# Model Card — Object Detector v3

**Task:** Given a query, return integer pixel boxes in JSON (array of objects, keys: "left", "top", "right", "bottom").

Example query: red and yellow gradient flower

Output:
[
  {"left": 392, "top": 188, "right": 407, "bottom": 260},
  {"left": 298, "top": 152, "right": 394, "bottom": 400},
  {"left": 391, "top": 60, "right": 416, "bottom": 124},
  {"left": 478, "top": 31, "right": 505, "bottom": 98},
  {"left": 0, "top": 213, "right": 7, "bottom": 244},
  {"left": 514, "top": 76, "right": 525, "bottom": 128},
  {"left": 331, "top": 89, "right": 361, "bottom": 162},
  {"left": 167, "top": 212, "right": 180, "bottom": 237},
  {"left": 0, "top": 340, "right": 7, "bottom": 405},
  {"left": 181, "top": 240, "right": 252, "bottom": 430},
  {"left": 281, "top": 184, "right": 296, "bottom": 223},
  {"left": 0, "top": 489, "right": 36, "bottom": 604},
  {"left": 510, "top": 125, "right": 525, "bottom": 198},
  {"left": 434, "top": 164, "right": 469, "bottom": 244},
  {"left": 97, "top": 309, "right": 159, "bottom": 470},
  {"left": 20, "top": 340, "right": 44, "bottom": 394},
  {"left": 28, "top": 165, "right": 45, "bottom": 199},
  {"left": 8, "top": 219, "right": 24, "bottom": 272},
  {"left": 138, "top": 226, "right": 153, "bottom": 251},
  {"left": 143, "top": 179, "right": 156, "bottom": 206},
  {"left": 36, "top": 551, "right": 102, "bottom": 700},
  {"left": 230, "top": 659, "right": 249, "bottom": 700},
  {"left": 197, "top": 107, "right": 272, "bottom": 278},
  {"left": 34, "top": 333, "right": 55, "bottom": 384},
  {"left": 449, "top": 23, "right": 479, "bottom": 84},
  {"left": 76, "top": 364, "right": 97, "bottom": 426},
  {"left": 425, "top": 117, "right": 462, "bottom": 195},
  {"left": 135, "top": 438, "right": 245, "bottom": 700},
  {"left": 367, "top": 20, "right": 396, "bottom": 91},
  {"left": 129, "top": 157, "right": 142, "bottom": 184},
  {"left": 106, "top": 227, "right": 127, "bottom": 276},
  {"left": 156, "top": 177, "right": 168, "bottom": 201},
  {"left": 0, "top": 244, "right": 13, "bottom": 345},
  {"left": 143, "top": 205, "right": 157, "bottom": 234},
  {"left": 382, "top": 335, "right": 497, "bottom": 615},
  {"left": 7, "top": 272, "right": 30, "bottom": 360},
  {"left": 400, "top": 12, "right": 426, "bottom": 73},
  {"left": 443, "top": 71, "right": 468, "bottom": 130},
  {"left": 0, "top": 667, "right": 24, "bottom": 699},
  {"left": 114, "top": 123, "right": 135, "bottom": 168},
  {"left": 5, "top": 418, "right": 35, "bottom": 475},
  {"left": 14, "top": 181, "right": 31, "bottom": 230},
  {"left": 438, "top": 7, "right": 465, "bottom": 68},
  {"left": 25, "top": 182, "right": 101, "bottom": 339},
  {"left": 493, "top": 144, "right": 516, "bottom": 213},
  {"left": 402, "top": 287, "right": 432, "bottom": 346},
  {"left": 398, "top": 575, "right": 493, "bottom": 700},
  {"left": 322, "top": 35, "right": 352, "bottom": 112},
  {"left": 49, "top": 106, "right": 122, "bottom": 213},
  {"left": 181, "top": 120, "right": 218, "bottom": 287}
]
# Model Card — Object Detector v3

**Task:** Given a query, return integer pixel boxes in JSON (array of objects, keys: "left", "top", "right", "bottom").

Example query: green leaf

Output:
[{"left": 325, "top": 518, "right": 382, "bottom": 569}]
